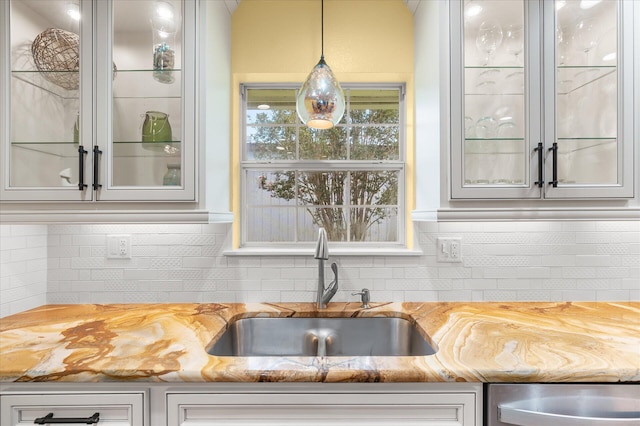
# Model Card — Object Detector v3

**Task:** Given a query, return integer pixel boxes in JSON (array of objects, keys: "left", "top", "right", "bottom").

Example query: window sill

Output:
[{"left": 224, "top": 247, "right": 423, "bottom": 257}]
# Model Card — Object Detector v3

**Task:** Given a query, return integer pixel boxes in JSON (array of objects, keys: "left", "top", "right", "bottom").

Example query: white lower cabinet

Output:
[
  {"left": 1, "top": 383, "right": 482, "bottom": 426},
  {"left": 0, "top": 391, "right": 146, "bottom": 426},
  {"left": 166, "top": 384, "right": 482, "bottom": 426}
]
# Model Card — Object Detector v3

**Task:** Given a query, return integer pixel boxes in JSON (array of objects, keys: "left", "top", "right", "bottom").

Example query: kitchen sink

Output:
[{"left": 207, "top": 317, "right": 438, "bottom": 357}]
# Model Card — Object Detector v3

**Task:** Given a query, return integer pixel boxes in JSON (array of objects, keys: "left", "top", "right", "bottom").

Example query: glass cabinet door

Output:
[
  {"left": 96, "top": 0, "right": 195, "bottom": 201},
  {"left": 545, "top": 0, "right": 633, "bottom": 198},
  {"left": 450, "top": 0, "right": 634, "bottom": 200},
  {"left": 1, "top": 0, "right": 92, "bottom": 201},
  {"left": 2, "top": 0, "right": 197, "bottom": 202},
  {"left": 450, "top": 0, "right": 542, "bottom": 199}
]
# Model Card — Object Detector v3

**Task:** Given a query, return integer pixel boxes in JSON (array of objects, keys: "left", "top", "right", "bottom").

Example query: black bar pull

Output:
[
  {"left": 92, "top": 146, "right": 102, "bottom": 190},
  {"left": 78, "top": 146, "right": 88, "bottom": 191},
  {"left": 534, "top": 142, "right": 544, "bottom": 187},
  {"left": 34, "top": 412, "right": 99, "bottom": 424},
  {"left": 548, "top": 142, "right": 558, "bottom": 187}
]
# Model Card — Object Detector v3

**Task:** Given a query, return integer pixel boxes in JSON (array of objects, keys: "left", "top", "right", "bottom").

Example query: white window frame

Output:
[{"left": 240, "top": 83, "right": 407, "bottom": 248}]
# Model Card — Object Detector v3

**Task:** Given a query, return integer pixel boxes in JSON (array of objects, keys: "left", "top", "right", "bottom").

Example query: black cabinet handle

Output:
[
  {"left": 34, "top": 412, "right": 99, "bottom": 424},
  {"left": 78, "top": 146, "right": 88, "bottom": 191},
  {"left": 92, "top": 146, "right": 102, "bottom": 190},
  {"left": 534, "top": 142, "right": 544, "bottom": 187},
  {"left": 548, "top": 142, "right": 558, "bottom": 187}
]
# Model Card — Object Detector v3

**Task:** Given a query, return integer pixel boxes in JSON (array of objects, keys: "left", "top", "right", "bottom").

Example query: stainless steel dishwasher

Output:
[{"left": 486, "top": 383, "right": 640, "bottom": 425}]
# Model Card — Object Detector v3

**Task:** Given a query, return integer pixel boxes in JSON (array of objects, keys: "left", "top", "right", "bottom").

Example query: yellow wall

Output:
[{"left": 231, "top": 0, "right": 415, "bottom": 248}]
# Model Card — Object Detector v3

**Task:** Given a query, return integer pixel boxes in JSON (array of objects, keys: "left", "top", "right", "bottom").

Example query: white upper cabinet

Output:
[
  {"left": 449, "top": 0, "right": 635, "bottom": 200},
  {"left": 0, "top": 0, "right": 197, "bottom": 202}
]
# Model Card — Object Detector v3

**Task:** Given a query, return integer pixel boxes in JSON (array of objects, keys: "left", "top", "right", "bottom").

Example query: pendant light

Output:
[{"left": 296, "top": 0, "right": 345, "bottom": 129}]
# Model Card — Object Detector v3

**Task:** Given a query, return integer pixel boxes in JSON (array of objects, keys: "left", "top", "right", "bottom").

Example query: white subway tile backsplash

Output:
[
  {"left": 562, "top": 267, "right": 598, "bottom": 279},
  {"left": 168, "top": 269, "right": 203, "bottom": 280},
  {"left": 483, "top": 290, "right": 518, "bottom": 301},
  {"left": 464, "top": 279, "right": 497, "bottom": 290},
  {"left": 182, "top": 257, "right": 217, "bottom": 268},
  {"left": 516, "top": 290, "right": 551, "bottom": 301},
  {"left": 422, "top": 279, "right": 461, "bottom": 291},
  {"left": 438, "top": 267, "right": 472, "bottom": 279},
  {"left": 246, "top": 267, "right": 281, "bottom": 280},
  {"left": 596, "top": 290, "right": 631, "bottom": 300},
  {"left": 180, "top": 281, "right": 207, "bottom": 292},
  {"left": 496, "top": 279, "right": 531, "bottom": 290},
  {"left": 360, "top": 268, "right": 393, "bottom": 279},
  {"left": 621, "top": 255, "right": 640, "bottom": 267},
  {"left": 561, "top": 290, "right": 597, "bottom": 301},
  {"left": 206, "top": 267, "right": 246, "bottom": 280},
  {"left": 404, "top": 267, "right": 438, "bottom": 279},
  {"left": 1, "top": 219, "right": 638, "bottom": 316},
  {"left": 516, "top": 267, "right": 552, "bottom": 279},
  {"left": 597, "top": 221, "right": 640, "bottom": 232},
  {"left": 71, "top": 281, "right": 105, "bottom": 292},
  {"left": 0, "top": 225, "right": 47, "bottom": 316},
  {"left": 561, "top": 222, "right": 597, "bottom": 232},
  {"left": 281, "top": 268, "right": 315, "bottom": 279},
  {"left": 262, "top": 280, "right": 295, "bottom": 291},
  {"left": 596, "top": 267, "right": 632, "bottom": 279},
  {"left": 385, "top": 279, "right": 421, "bottom": 291},
  {"left": 91, "top": 269, "right": 124, "bottom": 281},
  {"left": 404, "top": 291, "right": 439, "bottom": 301},
  {"left": 576, "top": 232, "right": 612, "bottom": 244},
  {"left": 138, "top": 281, "right": 182, "bottom": 292}
]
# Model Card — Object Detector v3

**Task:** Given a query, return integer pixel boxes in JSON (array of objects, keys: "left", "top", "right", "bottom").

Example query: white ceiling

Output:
[{"left": 224, "top": 0, "right": 422, "bottom": 16}]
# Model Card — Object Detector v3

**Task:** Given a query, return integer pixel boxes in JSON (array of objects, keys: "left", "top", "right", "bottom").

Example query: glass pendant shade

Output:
[{"left": 296, "top": 57, "right": 345, "bottom": 129}]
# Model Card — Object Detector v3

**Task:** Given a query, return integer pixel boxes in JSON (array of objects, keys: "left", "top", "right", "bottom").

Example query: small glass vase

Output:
[
  {"left": 163, "top": 163, "right": 181, "bottom": 186},
  {"left": 141, "top": 111, "right": 172, "bottom": 152},
  {"left": 153, "top": 41, "right": 175, "bottom": 84}
]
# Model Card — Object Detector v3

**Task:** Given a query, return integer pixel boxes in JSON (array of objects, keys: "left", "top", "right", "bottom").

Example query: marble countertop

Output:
[{"left": 0, "top": 302, "right": 638, "bottom": 383}]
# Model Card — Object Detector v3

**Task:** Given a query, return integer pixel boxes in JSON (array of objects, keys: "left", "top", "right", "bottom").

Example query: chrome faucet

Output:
[{"left": 314, "top": 228, "right": 338, "bottom": 309}]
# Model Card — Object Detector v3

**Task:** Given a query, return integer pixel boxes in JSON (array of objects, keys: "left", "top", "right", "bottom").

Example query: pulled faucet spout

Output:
[{"left": 314, "top": 228, "right": 338, "bottom": 309}]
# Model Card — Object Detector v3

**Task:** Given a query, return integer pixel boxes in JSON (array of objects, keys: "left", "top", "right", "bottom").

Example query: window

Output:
[{"left": 241, "top": 84, "right": 405, "bottom": 246}]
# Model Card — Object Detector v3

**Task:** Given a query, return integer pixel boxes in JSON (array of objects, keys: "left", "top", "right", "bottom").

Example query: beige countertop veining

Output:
[{"left": 0, "top": 302, "right": 638, "bottom": 383}]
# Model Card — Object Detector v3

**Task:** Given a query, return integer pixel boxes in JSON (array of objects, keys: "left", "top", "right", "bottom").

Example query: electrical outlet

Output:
[
  {"left": 107, "top": 235, "right": 131, "bottom": 259},
  {"left": 436, "top": 237, "right": 462, "bottom": 263}
]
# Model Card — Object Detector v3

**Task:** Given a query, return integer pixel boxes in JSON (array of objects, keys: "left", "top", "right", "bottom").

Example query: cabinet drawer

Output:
[
  {"left": 167, "top": 392, "right": 477, "bottom": 426},
  {"left": 0, "top": 392, "right": 144, "bottom": 426}
]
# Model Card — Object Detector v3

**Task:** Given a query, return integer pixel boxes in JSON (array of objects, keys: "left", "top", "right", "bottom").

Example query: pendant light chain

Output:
[{"left": 321, "top": 0, "right": 324, "bottom": 60}]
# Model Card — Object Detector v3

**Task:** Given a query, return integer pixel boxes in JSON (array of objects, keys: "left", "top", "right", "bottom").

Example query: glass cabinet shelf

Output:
[
  {"left": 463, "top": 65, "right": 616, "bottom": 96},
  {"left": 556, "top": 66, "right": 616, "bottom": 94},
  {"left": 557, "top": 138, "right": 616, "bottom": 153},
  {"left": 11, "top": 70, "right": 79, "bottom": 99},
  {"left": 464, "top": 66, "right": 525, "bottom": 95},
  {"left": 465, "top": 138, "right": 525, "bottom": 141},
  {"left": 12, "top": 69, "right": 183, "bottom": 99},
  {"left": 11, "top": 141, "right": 182, "bottom": 158}
]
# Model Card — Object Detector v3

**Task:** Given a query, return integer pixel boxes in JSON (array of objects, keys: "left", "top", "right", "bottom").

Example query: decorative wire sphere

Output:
[
  {"left": 31, "top": 28, "right": 117, "bottom": 91},
  {"left": 31, "top": 28, "right": 80, "bottom": 90}
]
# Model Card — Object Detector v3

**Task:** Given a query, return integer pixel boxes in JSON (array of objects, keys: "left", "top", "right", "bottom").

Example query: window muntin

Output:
[{"left": 242, "top": 85, "right": 405, "bottom": 246}]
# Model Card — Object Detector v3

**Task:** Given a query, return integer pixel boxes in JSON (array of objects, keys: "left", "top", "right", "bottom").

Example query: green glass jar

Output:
[{"left": 141, "top": 111, "right": 172, "bottom": 151}]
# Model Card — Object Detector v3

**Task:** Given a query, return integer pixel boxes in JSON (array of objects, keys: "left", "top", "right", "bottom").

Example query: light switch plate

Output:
[
  {"left": 107, "top": 235, "right": 131, "bottom": 259},
  {"left": 436, "top": 237, "right": 462, "bottom": 263}
]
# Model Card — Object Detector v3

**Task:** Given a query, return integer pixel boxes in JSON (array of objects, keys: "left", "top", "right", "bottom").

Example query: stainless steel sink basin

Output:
[{"left": 207, "top": 317, "right": 437, "bottom": 357}]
